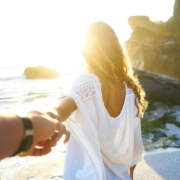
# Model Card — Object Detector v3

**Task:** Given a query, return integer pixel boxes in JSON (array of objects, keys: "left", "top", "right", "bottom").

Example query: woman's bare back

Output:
[{"left": 100, "top": 79, "right": 126, "bottom": 118}]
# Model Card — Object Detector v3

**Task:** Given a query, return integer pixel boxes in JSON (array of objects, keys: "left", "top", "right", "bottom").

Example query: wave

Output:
[{"left": 0, "top": 75, "right": 26, "bottom": 81}]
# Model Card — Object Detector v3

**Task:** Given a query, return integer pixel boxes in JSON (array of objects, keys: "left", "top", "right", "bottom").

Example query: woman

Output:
[{"left": 54, "top": 21, "right": 148, "bottom": 180}]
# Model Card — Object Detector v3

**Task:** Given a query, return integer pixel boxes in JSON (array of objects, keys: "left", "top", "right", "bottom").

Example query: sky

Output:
[{"left": 0, "top": 0, "right": 175, "bottom": 68}]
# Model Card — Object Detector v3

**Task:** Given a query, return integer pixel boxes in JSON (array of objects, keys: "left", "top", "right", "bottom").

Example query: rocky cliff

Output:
[{"left": 125, "top": 13, "right": 180, "bottom": 80}]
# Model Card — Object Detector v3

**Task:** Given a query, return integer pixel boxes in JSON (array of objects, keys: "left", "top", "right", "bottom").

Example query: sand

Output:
[
  {"left": 134, "top": 148, "right": 180, "bottom": 180},
  {"left": 8, "top": 148, "right": 180, "bottom": 180}
]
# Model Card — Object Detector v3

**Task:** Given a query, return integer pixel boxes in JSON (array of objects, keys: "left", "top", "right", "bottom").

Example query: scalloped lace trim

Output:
[
  {"left": 73, "top": 75, "right": 101, "bottom": 99},
  {"left": 72, "top": 75, "right": 133, "bottom": 99}
]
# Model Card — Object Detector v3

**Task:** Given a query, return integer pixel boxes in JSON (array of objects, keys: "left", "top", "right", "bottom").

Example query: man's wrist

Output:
[{"left": 12, "top": 117, "right": 34, "bottom": 156}]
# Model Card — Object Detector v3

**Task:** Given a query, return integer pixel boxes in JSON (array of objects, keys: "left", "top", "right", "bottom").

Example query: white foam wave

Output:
[{"left": 0, "top": 75, "right": 25, "bottom": 81}]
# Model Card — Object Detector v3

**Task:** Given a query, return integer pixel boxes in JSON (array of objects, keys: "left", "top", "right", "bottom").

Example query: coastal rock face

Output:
[
  {"left": 126, "top": 14, "right": 180, "bottom": 80},
  {"left": 24, "top": 66, "right": 60, "bottom": 79}
]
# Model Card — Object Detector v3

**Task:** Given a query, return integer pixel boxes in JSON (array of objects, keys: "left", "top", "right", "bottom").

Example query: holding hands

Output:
[
  {"left": 0, "top": 110, "right": 70, "bottom": 160},
  {"left": 20, "top": 110, "right": 70, "bottom": 157}
]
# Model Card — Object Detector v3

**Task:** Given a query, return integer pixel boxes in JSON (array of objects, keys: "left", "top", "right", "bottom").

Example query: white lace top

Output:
[{"left": 62, "top": 74, "right": 144, "bottom": 180}]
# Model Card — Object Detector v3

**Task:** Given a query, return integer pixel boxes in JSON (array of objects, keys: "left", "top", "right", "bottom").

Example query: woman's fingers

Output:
[
  {"left": 46, "top": 111, "right": 61, "bottom": 122},
  {"left": 36, "top": 122, "right": 70, "bottom": 148},
  {"left": 31, "top": 147, "right": 52, "bottom": 156},
  {"left": 63, "top": 130, "right": 70, "bottom": 144}
]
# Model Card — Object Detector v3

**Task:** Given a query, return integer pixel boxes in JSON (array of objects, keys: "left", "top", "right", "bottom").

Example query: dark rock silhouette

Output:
[
  {"left": 135, "top": 68, "right": 180, "bottom": 105},
  {"left": 24, "top": 66, "right": 60, "bottom": 79}
]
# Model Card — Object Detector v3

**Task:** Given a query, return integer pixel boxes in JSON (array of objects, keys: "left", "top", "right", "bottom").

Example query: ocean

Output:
[
  {"left": 0, "top": 65, "right": 79, "bottom": 179},
  {"left": 0, "top": 65, "right": 79, "bottom": 113}
]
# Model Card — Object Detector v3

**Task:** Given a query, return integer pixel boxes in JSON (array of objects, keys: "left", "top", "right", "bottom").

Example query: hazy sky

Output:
[{"left": 0, "top": 0, "right": 175, "bottom": 67}]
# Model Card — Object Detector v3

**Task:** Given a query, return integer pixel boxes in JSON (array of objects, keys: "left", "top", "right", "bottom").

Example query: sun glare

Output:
[{"left": 0, "top": 0, "right": 174, "bottom": 71}]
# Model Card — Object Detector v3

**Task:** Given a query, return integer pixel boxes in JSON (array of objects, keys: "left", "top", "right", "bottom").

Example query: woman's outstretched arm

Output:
[{"left": 54, "top": 97, "right": 77, "bottom": 122}]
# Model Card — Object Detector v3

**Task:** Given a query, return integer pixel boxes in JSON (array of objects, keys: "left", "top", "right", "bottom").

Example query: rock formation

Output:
[
  {"left": 135, "top": 68, "right": 180, "bottom": 105},
  {"left": 24, "top": 66, "right": 60, "bottom": 79},
  {"left": 126, "top": 16, "right": 180, "bottom": 80}
]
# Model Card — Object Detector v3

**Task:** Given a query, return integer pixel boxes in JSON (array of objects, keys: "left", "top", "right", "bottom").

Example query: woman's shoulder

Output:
[
  {"left": 70, "top": 74, "right": 101, "bottom": 99},
  {"left": 71, "top": 74, "right": 100, "bottom": 88}
]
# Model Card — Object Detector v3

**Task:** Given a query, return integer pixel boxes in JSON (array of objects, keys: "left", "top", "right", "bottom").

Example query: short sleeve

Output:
[
  {"left": 57, "top": 74, "right": 101, "bottom": 123},
  {"left": 70, "top": 74, "right": 101, "bottom": 100}
]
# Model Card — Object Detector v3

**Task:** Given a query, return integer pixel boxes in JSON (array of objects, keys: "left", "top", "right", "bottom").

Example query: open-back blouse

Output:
[{"left": 61, "top": 74, "right": 144, "bottom": 180}]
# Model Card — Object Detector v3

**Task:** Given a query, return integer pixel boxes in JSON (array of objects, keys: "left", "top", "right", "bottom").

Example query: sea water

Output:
[
  {"left": 0, "top": 65, "right": 79, "bottom": 179},
  {"left": 0, "top": 65, "right": 78, "bottom": 113}
]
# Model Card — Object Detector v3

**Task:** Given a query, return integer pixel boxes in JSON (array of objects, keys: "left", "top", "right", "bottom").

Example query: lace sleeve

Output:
[{"left": 71, "top": 74, "right": 101, "bottom": 100}]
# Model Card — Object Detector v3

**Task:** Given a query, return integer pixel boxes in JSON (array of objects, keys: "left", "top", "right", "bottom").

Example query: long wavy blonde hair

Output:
[{"left": 81, "top": 21, "right": 148, "bottom": 117}]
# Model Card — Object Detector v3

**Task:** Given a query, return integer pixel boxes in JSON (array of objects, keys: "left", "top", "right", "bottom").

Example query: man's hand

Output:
[{"left": 20, "top": 110, "right": 70, "bottom": 156}]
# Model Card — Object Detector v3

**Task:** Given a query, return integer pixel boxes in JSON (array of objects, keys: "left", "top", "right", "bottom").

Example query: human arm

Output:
[
  {"left": 0, "top": 111, "right": 70, "bottom": 160},
  {"left": 54, "top": 97, "right": 77, "bottom": 122}
]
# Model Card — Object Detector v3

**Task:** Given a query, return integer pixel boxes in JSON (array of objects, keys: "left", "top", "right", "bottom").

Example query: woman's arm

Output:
[
  {"left": 54, "top": 97, "right": 77, "bottom": 122},
  {"left": 130, "top": 164, "right": 136, "bottom": 180}
]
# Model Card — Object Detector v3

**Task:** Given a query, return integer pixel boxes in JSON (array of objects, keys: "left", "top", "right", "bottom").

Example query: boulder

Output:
[
  {"left": 135, "top": 68, "right": 180, "bottom": 105},
  {"left": 24, "top": 66, "right": 60, "bottom": 79}
]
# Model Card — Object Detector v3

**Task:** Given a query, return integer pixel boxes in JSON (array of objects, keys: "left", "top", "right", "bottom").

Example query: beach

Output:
[
  {"left": 134, "top": 148, "right": 180, "bottom": 180},
  {"left": 0, "top": 147, "right": 179, "bottom": 180}
]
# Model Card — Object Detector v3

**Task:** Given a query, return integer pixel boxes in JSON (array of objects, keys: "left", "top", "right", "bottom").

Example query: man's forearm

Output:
[{"left": 0, "top": 114, "right": 24, "bottom": 160}]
